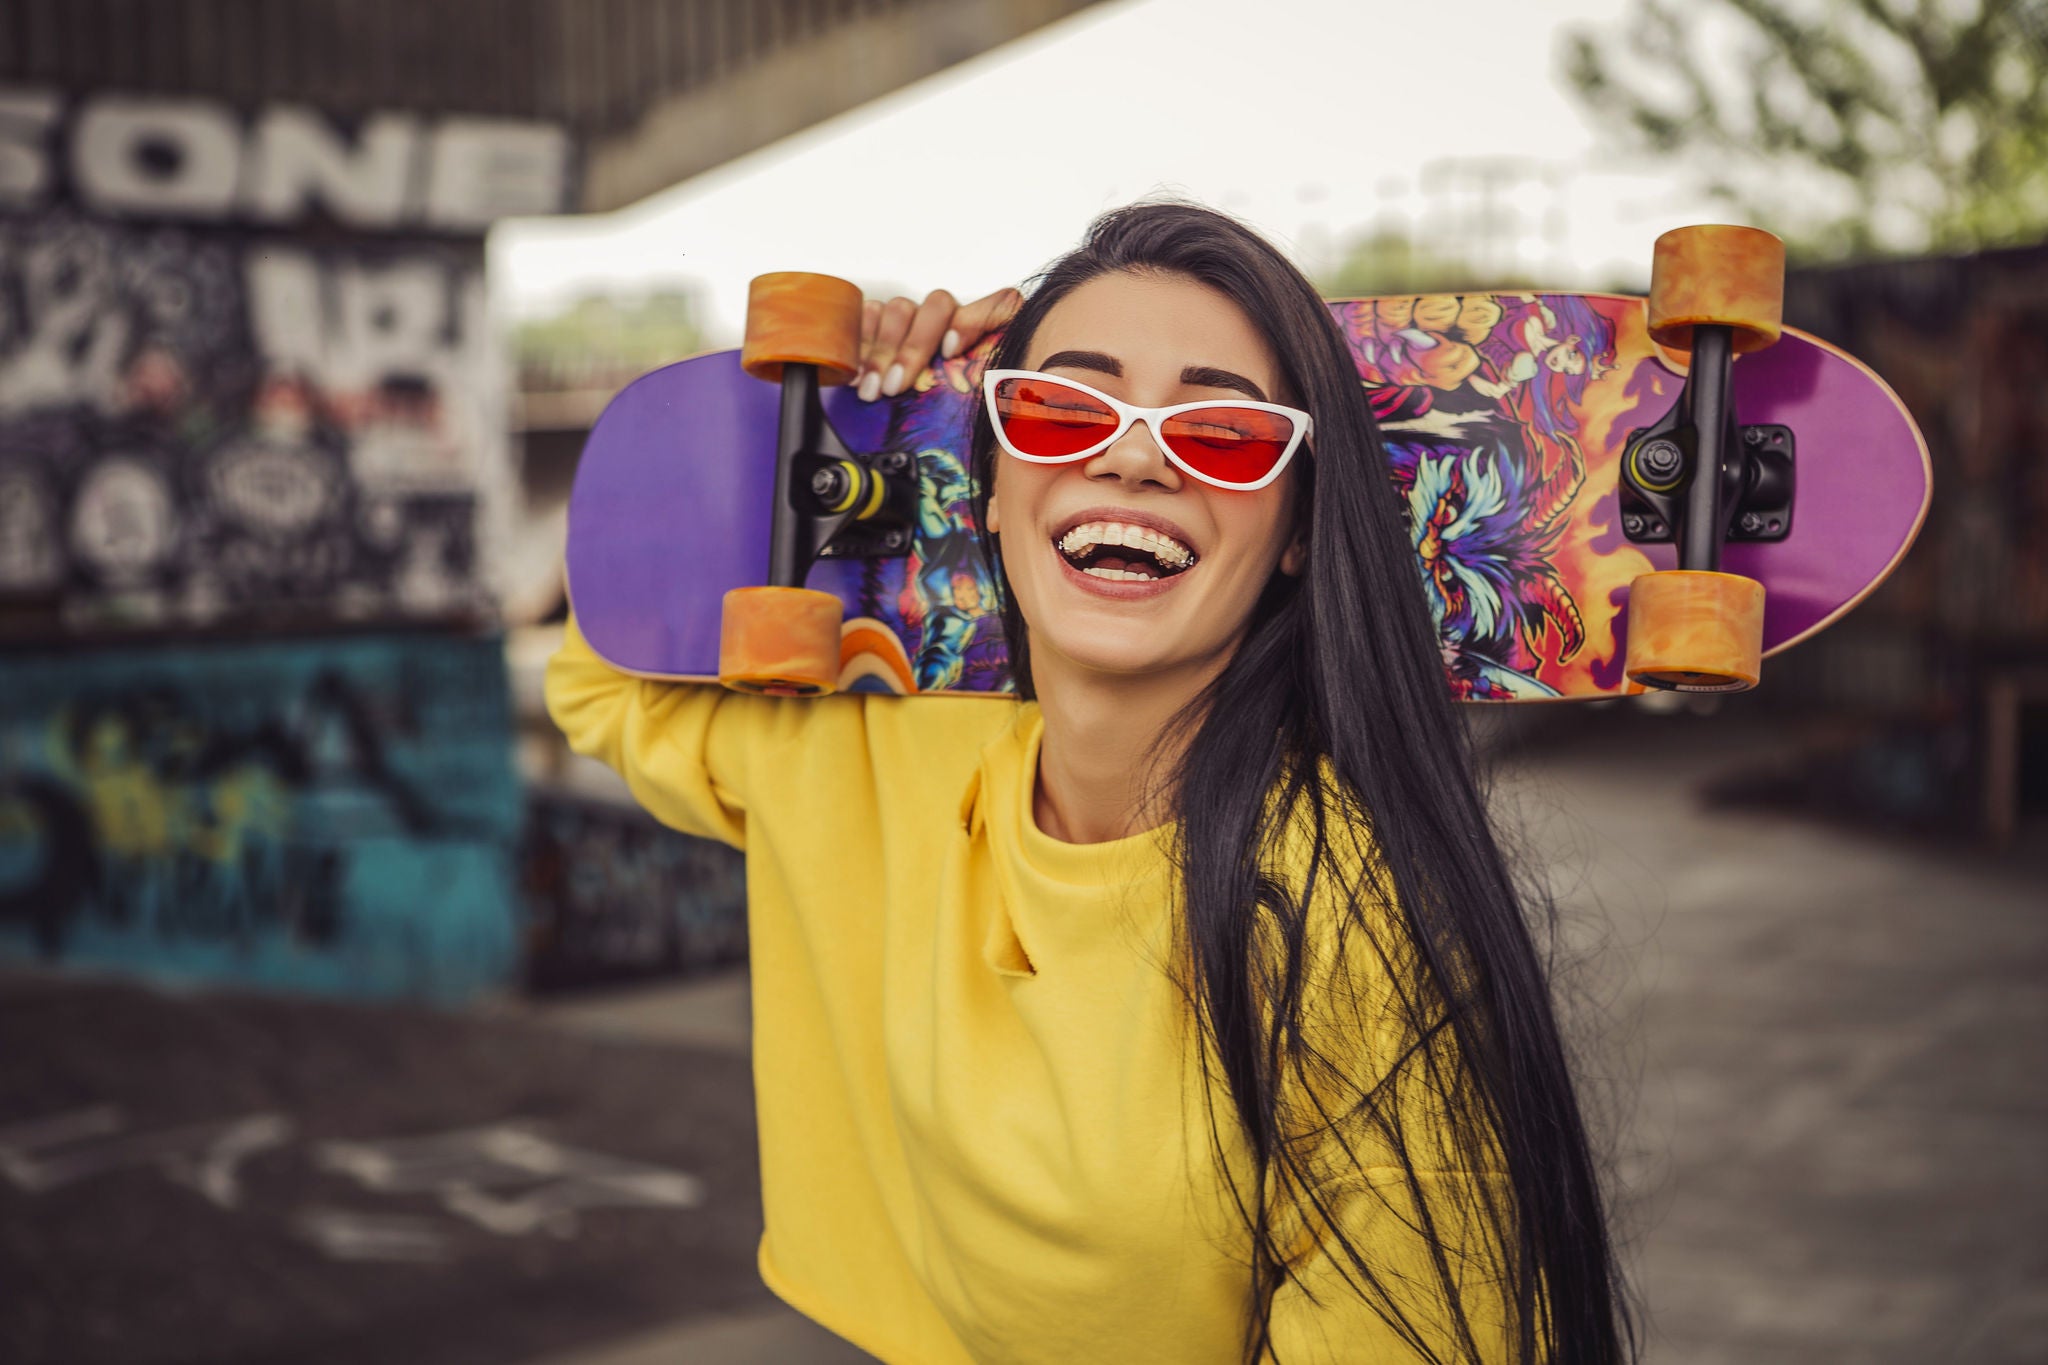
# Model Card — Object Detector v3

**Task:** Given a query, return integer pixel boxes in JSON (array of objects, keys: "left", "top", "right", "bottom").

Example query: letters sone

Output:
[{"left": 0, "top": 90, "right": 571, "bottom": 229}]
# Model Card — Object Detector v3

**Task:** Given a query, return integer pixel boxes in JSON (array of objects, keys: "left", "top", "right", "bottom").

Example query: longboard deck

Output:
[{"left": 565, "top": 293, "right": 1929, "bottom": 701}]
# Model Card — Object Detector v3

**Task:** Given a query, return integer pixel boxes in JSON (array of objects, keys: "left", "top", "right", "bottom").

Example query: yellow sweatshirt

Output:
[{"left": 546, "top": 619, "right": 1507, "bottom": 1364}]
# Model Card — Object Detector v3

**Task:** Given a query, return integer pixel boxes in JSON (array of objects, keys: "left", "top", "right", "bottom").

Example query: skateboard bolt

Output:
[
  {"left": 811, "top": 467, "right": 846, "bottom": 498},
  {"left": 1744, "top": 427, "right": 1764, "bottom": 447},
  {"left": 1638, "top": 439, "right": 1684, "bottom": 484},
  {"left": 1623, "top": 513, "right": 1647, "bottom": 538},
  {"left": 878, "top": 451, "right": 911, "bottom": 474},
  {"left": 884, "top": 529, "right": 908, "bottom": 551},
  {"left": 1739, "top": 511, "right": 1765, "bottom": 535}
]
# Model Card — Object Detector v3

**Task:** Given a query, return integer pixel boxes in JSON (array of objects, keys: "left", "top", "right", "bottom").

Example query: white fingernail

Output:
[
  {"left": 940, "top": 328, "right": 961, "bottom": 359},
  {"left": 859, "top": 370, "right": 881, "bottom": 402},
  {"left": 882, "top": 363, "right": 905, "bottom": 396}
]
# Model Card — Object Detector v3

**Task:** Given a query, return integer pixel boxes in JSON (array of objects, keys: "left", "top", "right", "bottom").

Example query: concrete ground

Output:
[
  {"left": 0, "top": 968, "right": 803, "bottom": 1365},
  {"left": 1486, "top": 710, "right": 2048, "bottom": 1364},
  {"left": 517, "top": 972, "right": 877, "bottom": 1362}
]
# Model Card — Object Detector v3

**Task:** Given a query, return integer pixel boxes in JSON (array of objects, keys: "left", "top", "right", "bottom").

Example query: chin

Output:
[
  {"left": 1046, "top": 641, "right": 1184, "bottom": 679},
  {"left": 1027, "top": 613, "right": 1217, "bottom": 683},
  {"left": 1012, "top": 574, "right": 1238, "bottom": 682}
]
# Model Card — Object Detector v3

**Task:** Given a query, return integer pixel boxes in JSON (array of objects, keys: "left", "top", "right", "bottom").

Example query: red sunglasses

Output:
[{"left": 982, "top": 369, "right": 1312, "bottom": 491}]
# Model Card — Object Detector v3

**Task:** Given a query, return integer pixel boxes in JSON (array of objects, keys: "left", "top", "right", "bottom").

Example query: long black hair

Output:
[{"left": 968, "top": 202, "right": 1639, "bottom": 1364}]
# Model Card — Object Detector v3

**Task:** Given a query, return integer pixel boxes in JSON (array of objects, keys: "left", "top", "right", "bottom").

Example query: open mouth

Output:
[{"left": 1052, "top": 520, "right": 1198, "bottom": 582}]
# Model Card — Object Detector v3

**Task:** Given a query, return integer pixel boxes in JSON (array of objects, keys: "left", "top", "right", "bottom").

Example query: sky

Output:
[{"left": 488, "top": 0, "right": 1729, "bottom": 342}]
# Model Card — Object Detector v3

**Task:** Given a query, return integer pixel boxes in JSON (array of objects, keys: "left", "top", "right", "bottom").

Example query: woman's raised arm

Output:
[{"left": 544, "top": 614, "right": 756, "bottom": 849}]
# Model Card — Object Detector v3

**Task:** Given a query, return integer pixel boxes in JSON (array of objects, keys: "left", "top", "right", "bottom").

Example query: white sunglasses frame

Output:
[{"left": 981, "top": 368, "right": 1312, "bottom": 492}]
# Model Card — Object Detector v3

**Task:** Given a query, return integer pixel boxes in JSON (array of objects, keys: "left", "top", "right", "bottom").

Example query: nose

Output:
[{"left": 1081, "top": 416, "right": 1182, "bottom": 490}]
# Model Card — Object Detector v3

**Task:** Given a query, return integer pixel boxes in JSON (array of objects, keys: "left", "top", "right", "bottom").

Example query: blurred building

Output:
[{"left": 0, "top": 0, "right": 1108, "bottom": 998}]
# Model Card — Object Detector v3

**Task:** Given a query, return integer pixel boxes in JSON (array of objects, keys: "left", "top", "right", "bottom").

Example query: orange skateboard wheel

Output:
[
  {"left": 719, "top": 586, "right": 842, "bottom": 696},
  {"left": 1647, "top": 225, "right": 1785, "bottom": 356},
  {"left": 1626, "top": 570, "right": 1765, "bottom": 692},
  {"left": 741, "top": 272, "right": 862, "bottom": 385}
]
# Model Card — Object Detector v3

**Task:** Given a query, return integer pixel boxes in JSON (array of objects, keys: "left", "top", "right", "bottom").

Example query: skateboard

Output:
[{"left": 564, "top": 228, "right": 1930, "bottom": 702}]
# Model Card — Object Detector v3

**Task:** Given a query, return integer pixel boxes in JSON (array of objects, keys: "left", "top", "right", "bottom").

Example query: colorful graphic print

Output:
[
  {"left": 1334, "top": 293, "right": 1665, "bottom": 699},
  {"left": 848, "top": 348, "right": 1010, "bottom": 693}
]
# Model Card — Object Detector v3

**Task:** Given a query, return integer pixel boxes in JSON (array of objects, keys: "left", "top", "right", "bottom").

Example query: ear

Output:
[
  {"left": 1280, "top": 531, "right": 1306, "bottom": 577},
  {"left": 985, "top": 492, "right": 1001, "bottom": 536}
]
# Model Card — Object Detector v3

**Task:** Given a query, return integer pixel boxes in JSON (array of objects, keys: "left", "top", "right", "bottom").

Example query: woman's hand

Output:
[{"left": 852, "top": 286, "right": 1023, "bottom": 402}]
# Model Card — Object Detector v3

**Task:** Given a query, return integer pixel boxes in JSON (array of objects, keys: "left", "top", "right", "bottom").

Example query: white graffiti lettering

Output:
[
  {"left": 205, "top": 439, "right": 340, "bottom": 536},
  {"left": 0, "top": 89, "right": 60, "bottom": 208},
  {"left": 0, "top": 227, "right": 133, "bottom": 412},
  {"left": 247, "top": 108, "right": 418, "bottom": 227},
  {"left": 69, "top": 457, "right": 177, "bottom": 580},
  {"left": 72, "top": 97, "right": 242, "bottom": 218},
  {"left": 0, "top": 86, "right": 569, "bottom": 228},
  {"left": 246, "top": 249, "right": 492, "bottom": 493},
  {"left": 420, "top": 117, "right": 572, "bottom": 230}
]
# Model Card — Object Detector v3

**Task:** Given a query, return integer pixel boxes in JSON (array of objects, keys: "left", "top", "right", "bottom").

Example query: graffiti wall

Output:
[
  {"left": 521, "top": 792, "right": 747, "bottom": 993},
  {"left": 0, "top": 90, "right": 572, "bottom": 635},
  {"left": 0, "top": 633, "right": 525, "bottom": 1001}
]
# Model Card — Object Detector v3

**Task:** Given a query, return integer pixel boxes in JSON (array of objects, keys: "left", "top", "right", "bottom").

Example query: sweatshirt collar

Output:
[{"left": 963, "top": 701, "right": 1175, "bottom": 889}]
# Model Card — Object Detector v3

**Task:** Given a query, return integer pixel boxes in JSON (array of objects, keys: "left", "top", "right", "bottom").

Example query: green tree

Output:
[
  {"left": 513, "top": 289, "right": 704, "bottom": 392},
  {"left": 1563, "top": 0, "right": 2048, "bottom": 260},
  {"left": 1318, "top": 227, "right": 1509, "bottom": 298}
]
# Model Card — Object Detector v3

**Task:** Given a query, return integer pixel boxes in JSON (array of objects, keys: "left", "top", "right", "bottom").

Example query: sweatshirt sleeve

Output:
[{"left": 543, "top": 613, "right": 755, "bottom": 849}]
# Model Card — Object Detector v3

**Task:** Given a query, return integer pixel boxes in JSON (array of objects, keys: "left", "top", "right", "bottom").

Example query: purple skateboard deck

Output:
[{"left": 565, "top": 293, "right": 1929, "bottom": 701}]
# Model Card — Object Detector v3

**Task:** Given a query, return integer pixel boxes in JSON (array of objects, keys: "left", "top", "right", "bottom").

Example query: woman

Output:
[{"left": 547, "top": 202, "right": 1638, "bottom": 1363}]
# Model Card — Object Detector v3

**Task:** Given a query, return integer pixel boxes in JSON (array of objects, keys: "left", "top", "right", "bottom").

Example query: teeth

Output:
[
  {"left": 1081, "top": 566, "right": 1156, "bottom": 581},
  {"left": 1055, "top": 520, "right": 1195, "bottom": 569}
]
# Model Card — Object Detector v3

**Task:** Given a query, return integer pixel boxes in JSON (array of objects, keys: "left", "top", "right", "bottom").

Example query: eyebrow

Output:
[{"left": 1037, "top": 350, "right": 1270, "bottom": 403}]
